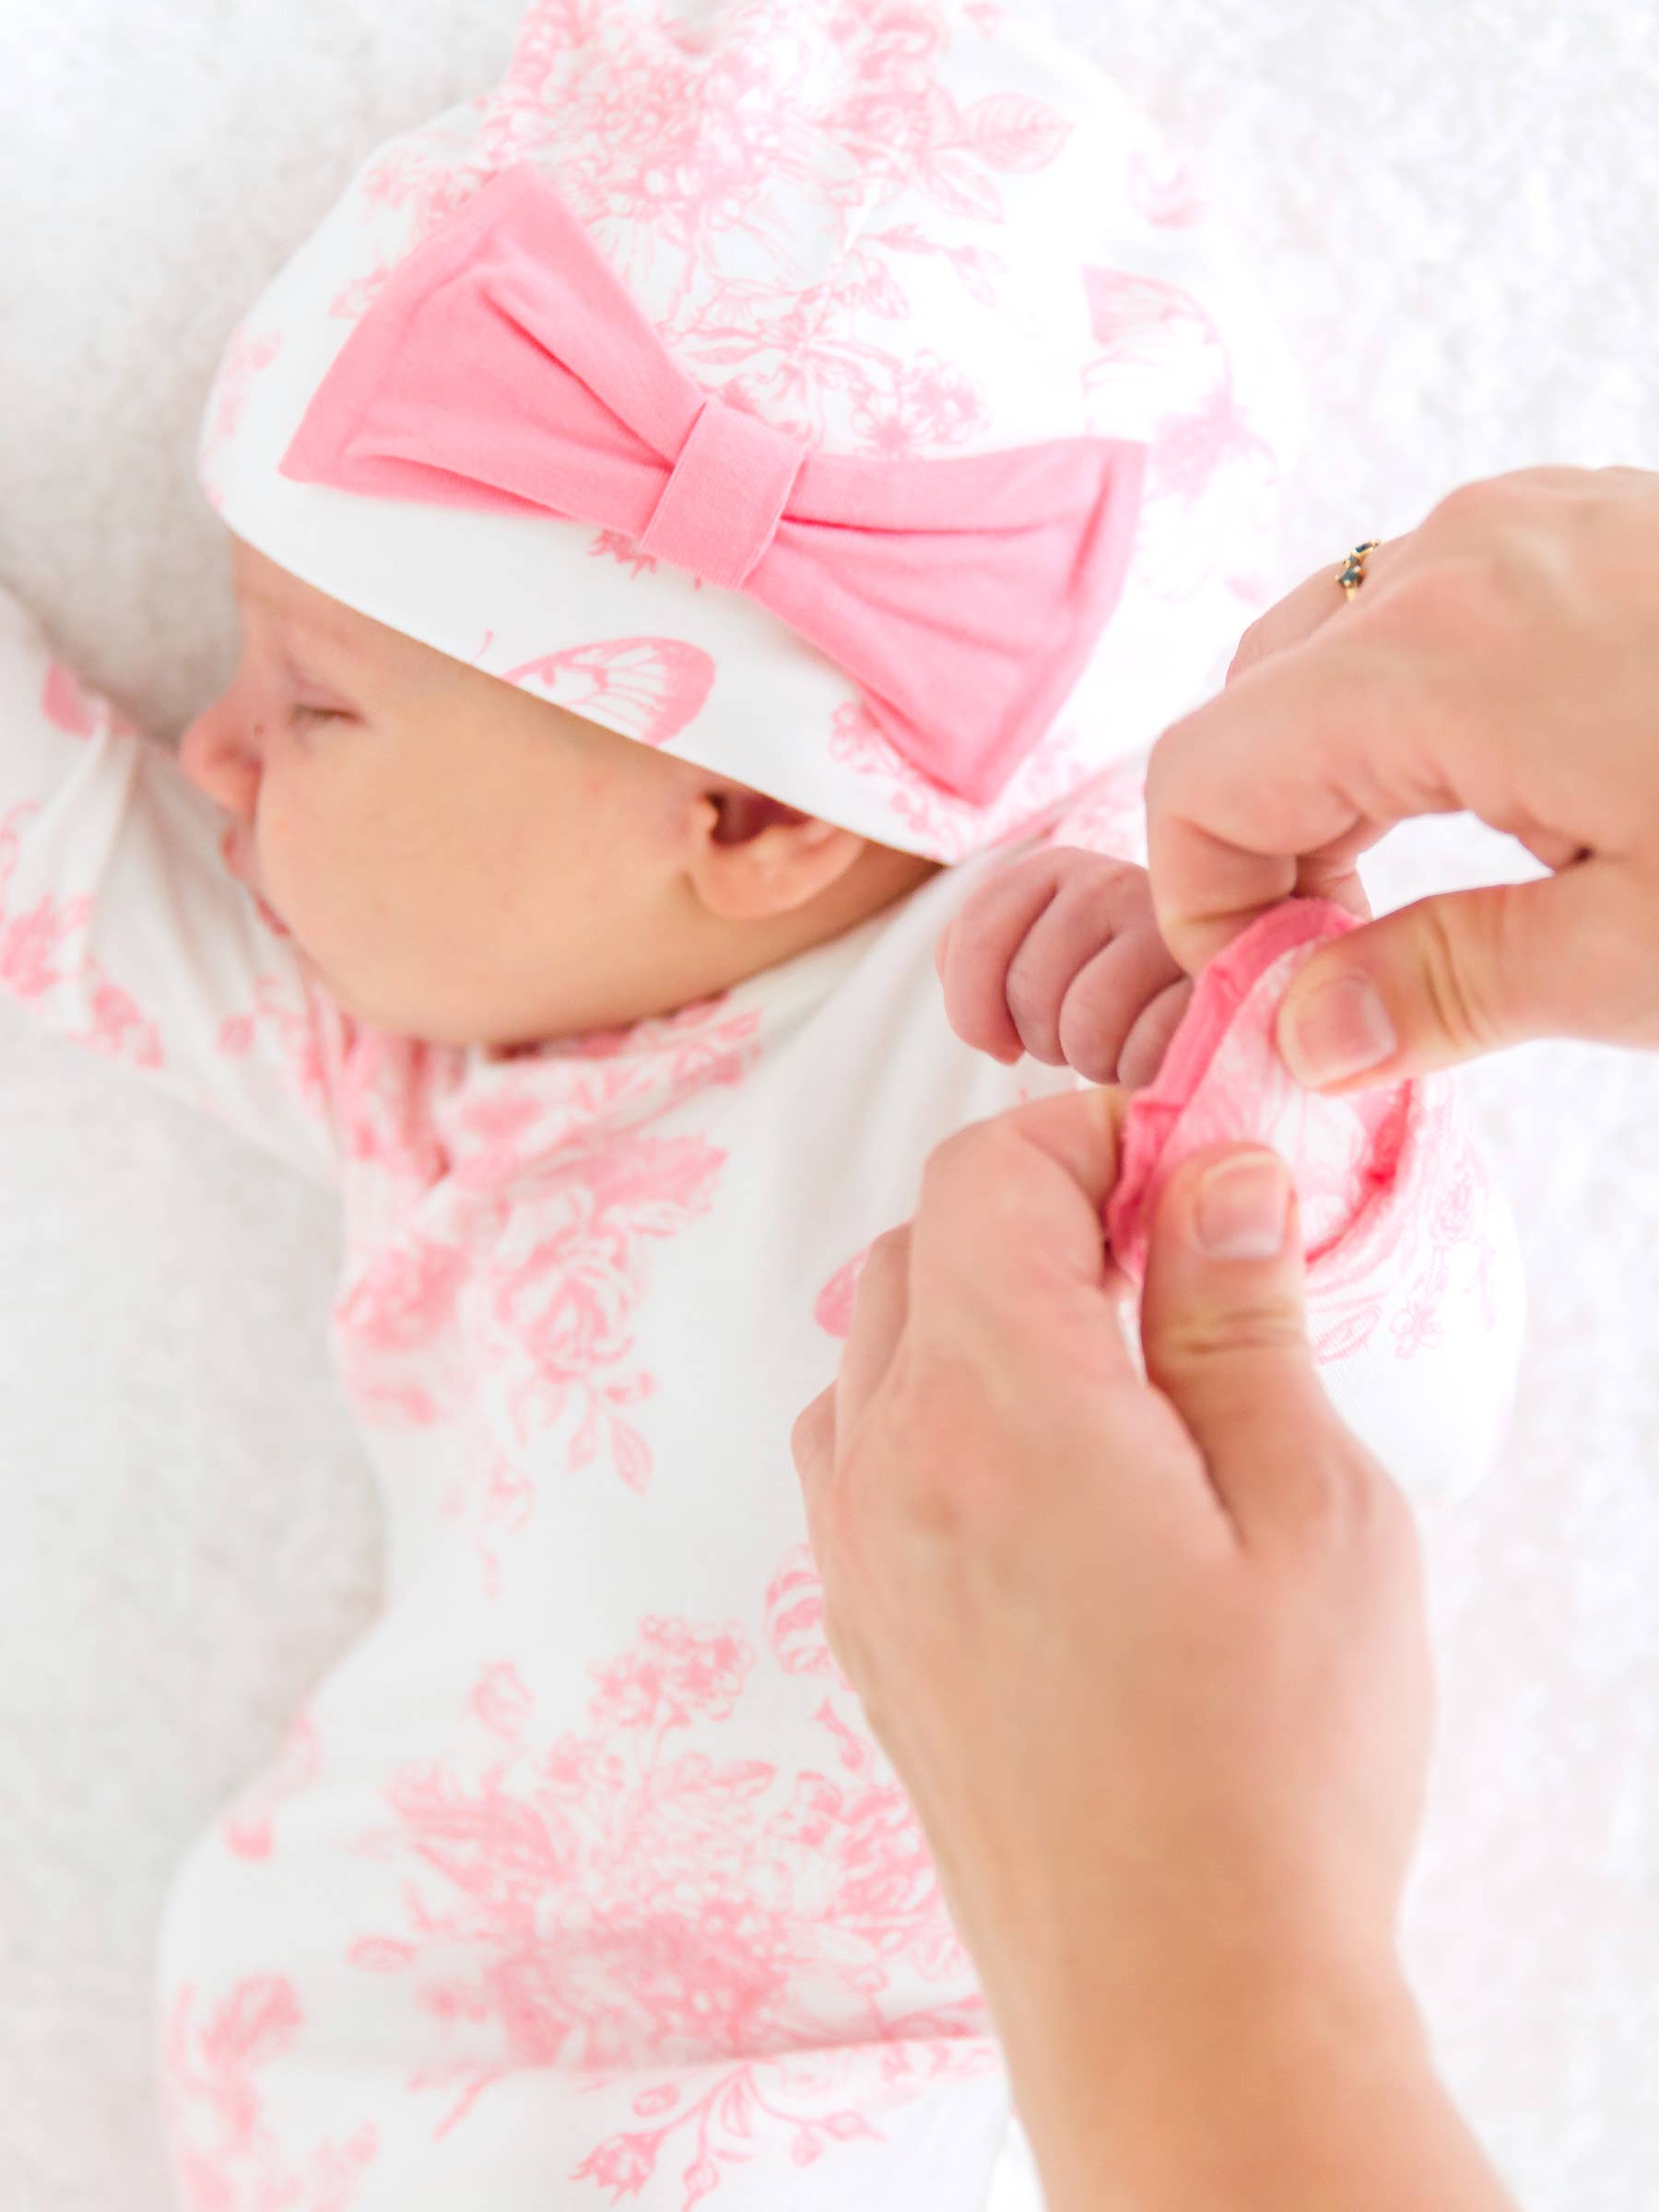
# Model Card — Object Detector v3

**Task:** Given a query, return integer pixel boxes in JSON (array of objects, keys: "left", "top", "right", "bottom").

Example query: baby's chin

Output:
[
  {"left": 251, "top": 905, "right": 486, "bottom": 1045},
  {"left": 288, "top": 930, "right": 700, "bottom": 1053},
  {"left": 312, "top": 957, "right": 557, "bottom": 1053}
]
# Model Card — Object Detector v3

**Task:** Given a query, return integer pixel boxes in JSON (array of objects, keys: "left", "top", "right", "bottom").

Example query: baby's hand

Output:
[{"left": 937, "top": 847, "right": 1194, "bottom": 1087}]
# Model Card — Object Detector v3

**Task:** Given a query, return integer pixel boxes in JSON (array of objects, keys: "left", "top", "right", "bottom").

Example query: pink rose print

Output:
[
  {"left": 849, "top": 348, "right": 986, "bottom": 459},
  {"left": 331, "top": 999, "right": 762, "bottom": 1523},
  {"left": 338, "top": 1126, "right": 725, "bottom": 1499},
  {"left": 214, "top": 971, "right": 335, "bottom": 1120},
  {"left": 163, "top": 1977, "right": 379, "bottom": 2210},
  {"left": 77, "top": 963, "right": 166, "bottom": 1068},
  {"left": 325, "top": 1025, "right": 454, "bottom": 1186},
  {"left": 763, "top": 1545, "right": 841, "bottom": 1681},
  {"left": 347, "top": 1601, "right": 990, "bottom": 2201},
  {"left": 0, "top": 896, "right": 88, "bottom": 1002},
  {"left": 332, "top": 1229, "right": 470, "bottom": 1430},
  {"left": 478, "top": 1125, "right": 726, "bottom": 1493},
  {"left": 504, "top": 639, "right": 716, "bottom": 747},
  {"left": 362, "top": 0, "right": 1073, "bottom": 468},
  {"left": 0, "top": 802, "right": 165, "bottom": 1069}
]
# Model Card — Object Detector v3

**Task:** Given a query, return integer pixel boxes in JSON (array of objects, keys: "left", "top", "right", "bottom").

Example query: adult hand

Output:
[
  {"left": 794, "top": 1094, "right": 1513, "bottom": 2210},
  {"left": 1147, "top": 465, "right": 1659, "bottom": 1090}
]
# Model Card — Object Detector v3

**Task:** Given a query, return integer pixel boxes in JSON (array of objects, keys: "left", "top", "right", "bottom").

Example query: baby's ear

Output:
[{"left": 685, "top": 784, "right": 867, "bottom": 921}]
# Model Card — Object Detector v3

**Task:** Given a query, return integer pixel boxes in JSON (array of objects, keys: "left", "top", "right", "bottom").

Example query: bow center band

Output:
[{"left": 636, "top": 396, "right": 807, "bottom": 591}]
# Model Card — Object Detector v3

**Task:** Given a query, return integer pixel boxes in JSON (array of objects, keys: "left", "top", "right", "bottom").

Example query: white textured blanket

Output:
[{"left": 2, "top": 2, "right": 1657, "bottom": 2205}]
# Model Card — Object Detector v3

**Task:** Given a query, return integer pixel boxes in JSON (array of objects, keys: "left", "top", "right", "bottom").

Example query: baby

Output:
[{"left": 1, "top": 4, "right": 1523, "bottom": 2208}]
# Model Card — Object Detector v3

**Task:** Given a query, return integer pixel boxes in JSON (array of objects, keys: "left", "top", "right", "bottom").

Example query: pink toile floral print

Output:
[
  {"left": 0, "top": 801, "right": 165, "bottom": 1070},
  {"left": 477, "top": 1124, "right": 728, "bottom": 1488},
  {"left": 763, "top": 1546, "right": 842, "bottom": 1681},
  {"left": 0, "top": 6, "right": 1520, "bottom": 2189},
  {"left": 1080, "top": 265, "right": 1278, "bottom": 607},
  {"left": 329, "top": 995, "right": 762, "bottom": 1538},
  {"left": 342, "top": 1557, "right": 989, "bottom": 2206},
  {"left": 199, "top": 324, "right": 284, "bottom": 512},
  {"left": 165, "top": 1979, "right": 380, "bottom": 2211},
  {"left": 337, "top": 0, "right": 1076, "bottom": 468},
  {"left": 216, "top": 973, "right": 339, "bottom": 1115},
  {"left": 199, "top": 0, "right": 1298, "bottom": 868}
]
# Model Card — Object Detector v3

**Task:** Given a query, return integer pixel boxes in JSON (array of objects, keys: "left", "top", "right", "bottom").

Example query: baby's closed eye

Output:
[{"left": 937, "top": 846, "right": 1193, "bottom": 1088}]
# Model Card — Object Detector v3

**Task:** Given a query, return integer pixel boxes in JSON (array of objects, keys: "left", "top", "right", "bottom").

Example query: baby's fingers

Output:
[
  {"left": 1003, "top": 867, "right": 1154, "bottom": 1065},
  {"left": 1116, "top": 975, "right": 1194, "bottom": 1089},
  {"left": 1056, "top": 929, "right": 1190, "bottom": 1086},
  {"left": 937, "top": 853, "right": 1076, "bottom": 1063}
]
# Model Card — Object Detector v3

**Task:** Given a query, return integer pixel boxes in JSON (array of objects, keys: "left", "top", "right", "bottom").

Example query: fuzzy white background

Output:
[{"left": 2, "top": 2, "right": 1657, "bottom": 2206}]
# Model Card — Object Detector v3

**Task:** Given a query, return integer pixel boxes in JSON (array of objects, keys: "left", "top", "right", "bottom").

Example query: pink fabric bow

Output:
[{"left": 280, "top": 166, "right": 1147, "bottom": 806}]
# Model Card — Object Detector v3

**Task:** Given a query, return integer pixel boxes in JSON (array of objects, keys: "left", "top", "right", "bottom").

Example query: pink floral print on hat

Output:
[{"left": 200, "top": 0, "right": 1300, "bottom": 859}]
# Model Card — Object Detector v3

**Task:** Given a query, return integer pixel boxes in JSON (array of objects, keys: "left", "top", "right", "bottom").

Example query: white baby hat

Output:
[{"left": 201, "top": 0, "right": 1300, "bottom": 862}]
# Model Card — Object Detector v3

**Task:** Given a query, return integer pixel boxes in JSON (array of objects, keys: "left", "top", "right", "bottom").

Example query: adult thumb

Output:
[
  {"left": 1276, "top": 864, "right": 1646, "bottom": 1088},
  {"left": 1139, "top": 1145, "right": 1351, "bottom": 1547}
]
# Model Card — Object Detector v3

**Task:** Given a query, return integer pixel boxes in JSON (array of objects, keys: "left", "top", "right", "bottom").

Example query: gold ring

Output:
[{"left": 1336, "top": 539, "right": 1381, "bottom": 598}]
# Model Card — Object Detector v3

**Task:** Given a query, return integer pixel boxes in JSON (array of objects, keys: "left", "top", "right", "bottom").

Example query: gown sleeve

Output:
[{"left": 0, "top": 587, "right": 347, "bottom": 1187}]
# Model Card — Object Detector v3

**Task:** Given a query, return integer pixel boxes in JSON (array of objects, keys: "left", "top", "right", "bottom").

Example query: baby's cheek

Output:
[{"left": 261, "top": 780, "right": 400, "bottom": 964}]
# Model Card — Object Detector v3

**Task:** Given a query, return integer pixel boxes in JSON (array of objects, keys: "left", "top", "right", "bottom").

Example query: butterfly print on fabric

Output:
[{"left": 505, "top": 640, "right": 717, "bottom": 747}]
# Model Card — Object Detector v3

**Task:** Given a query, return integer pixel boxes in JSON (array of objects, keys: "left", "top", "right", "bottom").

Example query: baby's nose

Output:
[{"left": 179, "top": 699, "right": 259, "bottom": 818}]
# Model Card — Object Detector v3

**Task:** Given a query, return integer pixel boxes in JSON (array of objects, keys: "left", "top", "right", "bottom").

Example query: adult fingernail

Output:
[
  {"left": 1279, "top": 972, "right": 1396, "bottom": 1088},
  {"left": 1193, "top": 1153, "right": 1290, "bottom": 1261}
]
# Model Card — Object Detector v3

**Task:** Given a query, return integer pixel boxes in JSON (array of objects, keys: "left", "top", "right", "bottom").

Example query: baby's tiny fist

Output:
[{"left": 939, "top": 846, "right": 1192, "bottom": 1088}]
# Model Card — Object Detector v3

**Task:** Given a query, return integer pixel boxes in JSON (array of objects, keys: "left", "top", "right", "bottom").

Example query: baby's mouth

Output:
[{"left": 219, "top": 824, "right": 293, "bottom": 942}]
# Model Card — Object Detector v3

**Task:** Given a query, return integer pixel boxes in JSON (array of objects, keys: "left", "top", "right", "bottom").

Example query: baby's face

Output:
[{"left": 182, "top": 541, "right": 923, "bottom": 1048}]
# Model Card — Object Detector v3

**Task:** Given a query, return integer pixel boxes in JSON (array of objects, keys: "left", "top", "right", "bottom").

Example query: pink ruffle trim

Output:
[{"left": 1105, "top": 900, "right": 1416, "bottom": 1281}]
